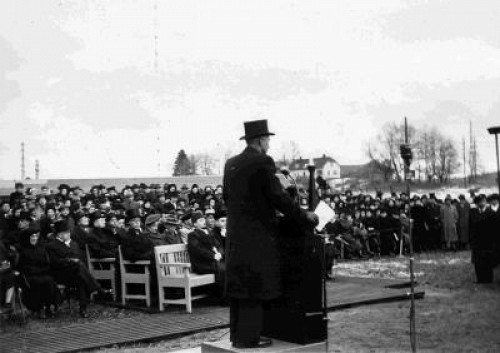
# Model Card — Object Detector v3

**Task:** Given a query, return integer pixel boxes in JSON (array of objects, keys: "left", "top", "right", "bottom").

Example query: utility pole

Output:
[
  {"left": 21, "top": 142, "right": 25, "bottom": 180},
  {"left": 400, "top": 117, "right": 416, "bottom": 353},
  {"left": 462, "top": 137, "right": 467, "bottom": 188}
]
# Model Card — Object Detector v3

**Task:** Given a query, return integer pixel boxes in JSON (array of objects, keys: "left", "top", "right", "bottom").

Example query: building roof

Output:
[{"left": 288, "top": 154, "right": 337, "bottom": 171}]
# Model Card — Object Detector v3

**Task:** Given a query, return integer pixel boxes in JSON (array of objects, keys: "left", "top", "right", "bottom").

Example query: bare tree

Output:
[
  {"left": 369, "top": 121, "right": 416, "bottom": 182},
  {"left": 193, "top": 153, "right": 216, "bottom": 175},
  {"left": 274, "top": 140, "right": 302, "bottom": 164}
]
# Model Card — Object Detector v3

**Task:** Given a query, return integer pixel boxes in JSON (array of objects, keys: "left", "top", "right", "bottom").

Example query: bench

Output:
[
  {"left": 85, "top": 245, "right": 117, "bottom": 301},
  {"left": 118, "top": 245, "right": 151, "bottom": 307},
  {"left": 154, "top": 244, "right": 215, "bottom": 313}
]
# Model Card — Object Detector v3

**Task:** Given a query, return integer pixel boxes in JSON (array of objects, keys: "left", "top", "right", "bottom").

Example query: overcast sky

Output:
[{"left": 1, "top": 0, "right": 499, "bottom": 179}]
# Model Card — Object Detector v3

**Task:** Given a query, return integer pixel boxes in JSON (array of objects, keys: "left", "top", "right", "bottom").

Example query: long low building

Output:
[{"left": 0, "top": 175, "right": 223, "bottom": 196}]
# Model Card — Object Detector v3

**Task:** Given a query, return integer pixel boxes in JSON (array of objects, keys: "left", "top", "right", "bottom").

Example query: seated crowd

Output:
[
  {"left": 0, "top": 181, "right": 498, "bottom": 319},
  {"left": 0, "top": 182, "right": 227, "bottom": 318}
]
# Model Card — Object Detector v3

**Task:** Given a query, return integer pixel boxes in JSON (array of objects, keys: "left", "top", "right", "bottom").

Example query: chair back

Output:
[{"left": 154, "top": 244, "right": 190, "bottom": 277}]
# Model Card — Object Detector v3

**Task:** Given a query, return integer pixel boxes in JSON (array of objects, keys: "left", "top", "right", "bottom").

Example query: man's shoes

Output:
[{"left": 233, "top": 337, "right": 272, "bottom": 349}]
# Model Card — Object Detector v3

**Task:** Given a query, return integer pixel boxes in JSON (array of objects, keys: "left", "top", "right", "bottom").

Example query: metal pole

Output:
[
  {"left": 404, "top": 118, "right": 417, "bottom": 353},
  {"left": 495, "top": 133, "right": 500, "bottom": 193}
]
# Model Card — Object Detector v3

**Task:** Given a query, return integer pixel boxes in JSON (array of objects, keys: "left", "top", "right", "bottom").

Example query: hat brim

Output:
[{"left": 239, "top": 132, "right": 275, "bottom": 140}]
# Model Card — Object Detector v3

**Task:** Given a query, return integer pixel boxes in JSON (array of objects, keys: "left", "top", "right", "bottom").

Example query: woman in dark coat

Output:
[{"left": 17, "top": 227, "right": 57, "bottom": 318}]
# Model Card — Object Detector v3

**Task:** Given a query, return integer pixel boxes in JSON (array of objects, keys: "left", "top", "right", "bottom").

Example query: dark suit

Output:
[
  {"left": 188, "top": 229, "right": 223, "bottom": 273},
  {"left": 470, "top": 206, "right": 498, "bottom": 283},
  {"left": 87, "top": 228, "right": 118, "bottom": 259},
  {"left": 46, "top": 239, "right": 100, "bottom": 308},
  {"left": 223, "top": 146, "right": 309, "bottom": 345}
]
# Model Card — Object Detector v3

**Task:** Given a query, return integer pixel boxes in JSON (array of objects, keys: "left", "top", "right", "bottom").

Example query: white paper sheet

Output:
[{"left": 314, "top": 200, "right": 335, "bottom": 231}]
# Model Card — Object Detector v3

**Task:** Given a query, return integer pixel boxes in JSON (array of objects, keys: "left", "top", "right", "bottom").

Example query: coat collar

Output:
[{"left": 243, "top": 145, "right": 261, "bottom": 155}]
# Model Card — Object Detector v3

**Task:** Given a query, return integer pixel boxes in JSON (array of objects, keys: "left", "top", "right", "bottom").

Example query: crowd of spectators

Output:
[
  {"left": 0, "top": 180, "right": 499, "bottom": 321},
  {"left": 0, "top": 182, "right": 227, "bottom": 318},
  {"left": 317, "top": 189, "right": 500, "bottom": 283}
]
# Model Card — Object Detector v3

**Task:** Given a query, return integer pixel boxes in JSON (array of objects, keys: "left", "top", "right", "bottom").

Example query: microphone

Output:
[{"left": 280, "top": 168, "right": 290, "bottom": 177}]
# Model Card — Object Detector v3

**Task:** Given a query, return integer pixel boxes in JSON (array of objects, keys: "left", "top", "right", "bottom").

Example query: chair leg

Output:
[
  {"left": 111, "top": 278, "right": 117, "bottom": 302},
  {"left": 158, "top": 286, "right": 163, "bottom": 311},
  {"left": 121, "top": 279, "right": 127, "bottom": 305},
  {"left": 145, "top": 280, "right": 151, "bottom": 308},
  {"left": 184, "top": 285, "right": 192, "bottom": 314}
]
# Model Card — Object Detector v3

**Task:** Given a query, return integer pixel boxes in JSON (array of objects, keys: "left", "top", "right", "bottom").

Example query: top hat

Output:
[{"left": 240, "top": 119, "right": 275, "bottom": 140}]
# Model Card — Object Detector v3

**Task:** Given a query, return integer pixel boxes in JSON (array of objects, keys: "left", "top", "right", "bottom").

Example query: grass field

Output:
[{"left": 89, "top": 251, "right": 500, "bottom": 353}]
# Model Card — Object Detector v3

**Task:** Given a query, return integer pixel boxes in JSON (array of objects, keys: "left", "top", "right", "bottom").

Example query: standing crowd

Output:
[{"left": 317, "top": 189, "right": 500, "bottom": 283}]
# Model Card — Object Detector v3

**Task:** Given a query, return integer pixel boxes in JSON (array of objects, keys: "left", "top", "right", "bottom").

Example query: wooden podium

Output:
[{"left": 261, "top": 227, "right": 327, "bottom": 344}]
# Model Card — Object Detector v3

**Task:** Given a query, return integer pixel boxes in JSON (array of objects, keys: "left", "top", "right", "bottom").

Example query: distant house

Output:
[{"left": 285, "top": 154, "right": 341, "bottom": 182}]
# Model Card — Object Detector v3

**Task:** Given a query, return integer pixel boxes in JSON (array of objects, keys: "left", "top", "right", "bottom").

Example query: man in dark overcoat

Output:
[
  {"left": 470, "top": 195, "right": 496, "bottom": 283},
  {"left": 46, "top": 220, "right": 108, "bottom": 317},
  {"left": 223, "top": 119, "right": 318, "bottom": 349}
]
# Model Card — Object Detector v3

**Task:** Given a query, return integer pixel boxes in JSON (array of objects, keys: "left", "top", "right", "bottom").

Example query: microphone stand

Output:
[{"left": 307, "top": 164, "right": 329, "bottom": 352}]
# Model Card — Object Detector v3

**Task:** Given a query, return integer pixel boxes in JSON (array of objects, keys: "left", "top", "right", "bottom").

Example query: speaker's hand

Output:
[{"left": 306, "top": 211, "right": 319, "bottom": 226}]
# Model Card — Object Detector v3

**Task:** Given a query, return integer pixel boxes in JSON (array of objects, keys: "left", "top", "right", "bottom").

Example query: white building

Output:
[{"left": 286, "top": 154, "right": 340, "bottom": 182}]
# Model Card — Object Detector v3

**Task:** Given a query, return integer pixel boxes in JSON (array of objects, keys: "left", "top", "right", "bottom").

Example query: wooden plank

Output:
[{"left": 1, "top": 277, "right": 425, "bottom": 353}]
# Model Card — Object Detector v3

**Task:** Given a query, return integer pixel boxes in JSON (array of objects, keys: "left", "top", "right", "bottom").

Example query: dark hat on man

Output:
[
  {"left": 458, "top": 194, "right": 466, "bottom": 201},
  {"left": 15, "top": 182, "right": 25, "bottom": 189},
  {"left": 58, "top": 184, "right": 70, "bottom": 191},
  {"left": 240, "top": 119, "right": 275, "bottom": 140},
  {"left": 107, "top": 186, "right": 116, "bottom": 192},
  {"left": 487, "top": 193, "right": 499, "bottom": 202},
  {"left": 21, "top": 224, "right": 41, "bottom": 237},
  {"left": 54, "top": 220, "right": 71, "bottom": 234},
  {"left": 215, "top": 210, "right": 227, "bottom": 220},
  {"left": 125, "top": 208, "right": 142, "bottom": 221},
  {"left": 145, "top": 214, "right": 161, "bottom": 226},
  {"left": 89, "top": 211, "right": 106, "bottom": 224}
]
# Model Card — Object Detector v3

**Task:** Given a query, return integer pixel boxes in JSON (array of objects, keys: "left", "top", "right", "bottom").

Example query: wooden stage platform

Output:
[{"left": 0, "top": 276, "right": 424, "bottom": 353}]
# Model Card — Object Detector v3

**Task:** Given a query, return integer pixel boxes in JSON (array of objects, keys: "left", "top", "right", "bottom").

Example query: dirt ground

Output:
[{"left": 93, "top": 251, "right": 500, "bottom": 353}]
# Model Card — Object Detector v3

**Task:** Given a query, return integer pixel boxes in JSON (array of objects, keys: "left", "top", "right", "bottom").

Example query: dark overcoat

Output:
[
  {"left": 470, "top": 207, "right": 496, "bottom": 266},
  {"left": 223, "top": 146, "right": 308, "bottom": 300},
  {"left": 187, "top": 228, "right": 221, "bottom": 274}
]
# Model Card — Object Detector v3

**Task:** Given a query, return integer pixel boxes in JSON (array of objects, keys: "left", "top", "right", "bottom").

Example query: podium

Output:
[{"left": 262, "top": 225, "right": 327, "bottom": 345}]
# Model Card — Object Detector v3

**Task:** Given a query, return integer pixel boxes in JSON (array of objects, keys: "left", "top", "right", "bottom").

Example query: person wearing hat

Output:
[
  {"left": 17, "top": 225, "right": 57, "bottom": 319},
  {"left": 378, "top": 207, "right": 398, "bottom": 256},
  {"left": 456, "top": 194, "right": 471, "bottom": 250},
  {"left": 440, "top": 195, "right": 458, "bottom": 251},
  {"left": 121, "top": 216, "right": 155, "bottom": 263},
  {"left": 187, "top": 212, "right": 225, "bottom": 296},
  {"left": 86, "top": 211, "right": 118, "bottom": 259},
  {"left": 9, "top": 182, "right": 25, "bottom": 208},
  {"left": 470, "top": 194, "right": 496, "bottom": 283},
  {"left": 425, "top": 194, "right": 442, "bottom": 250},
  {"left": 3, "top": 211, "right": 33, "bottom": 250},
  {"left": 223, "top": 119, "right": 319, "bottom": 349},
  {"left": 47, "top": 220, "right": 108, "bottom": 317},
  {"left": 160, "top": 214, "right": 183, "bottom": 245},
  {"left": 70, "top": 212, "right": 91, "bottom": 253},
  {"left": 143, "top": 214, "right": 167, "bottom": 246},
  {"left": 212, "top": 210, "right": 227, "bottom": 252}
]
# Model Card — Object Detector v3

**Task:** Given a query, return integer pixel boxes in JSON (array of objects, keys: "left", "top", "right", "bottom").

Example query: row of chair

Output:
[{"left": 86, "top": 244, "right": 216, "bottom": 313}]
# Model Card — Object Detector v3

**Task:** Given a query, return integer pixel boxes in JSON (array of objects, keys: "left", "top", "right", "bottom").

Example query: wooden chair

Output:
[
  {"left": 85, "top": 245, "right": 117, "bottom": 301},
  {"left": 118, "top": 245, "right": 151, "bottom": 307},
  {"left": 154, "top": 244, "right": 215, "bottom": 313}
]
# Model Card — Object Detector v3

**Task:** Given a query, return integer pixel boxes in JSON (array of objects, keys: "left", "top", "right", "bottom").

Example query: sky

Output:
[{"left": 1, "top": 0, "right": 499, "bottom": 179}]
